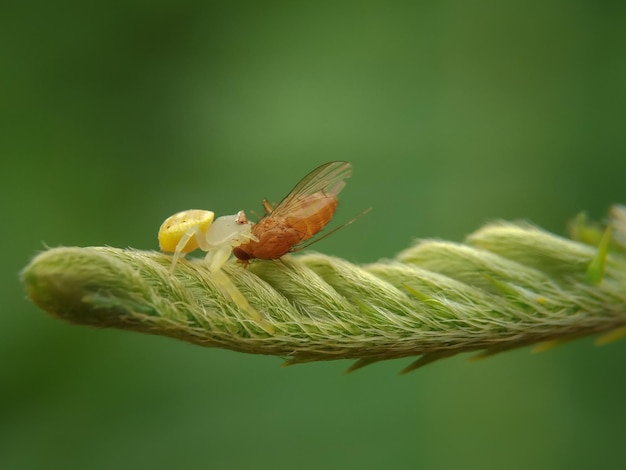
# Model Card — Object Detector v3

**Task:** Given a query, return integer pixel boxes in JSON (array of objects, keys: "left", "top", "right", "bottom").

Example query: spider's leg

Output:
[{"left": 169, "top": 226, "right": 203, "bottom": 272}]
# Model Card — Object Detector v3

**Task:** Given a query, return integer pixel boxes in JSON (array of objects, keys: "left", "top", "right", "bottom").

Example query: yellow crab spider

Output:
[
  {"left": 158, "top": 209, "right": 274, "bottom": 333},
  {"left": 158, "top": 209, "right": 256, "bottom": 272}
]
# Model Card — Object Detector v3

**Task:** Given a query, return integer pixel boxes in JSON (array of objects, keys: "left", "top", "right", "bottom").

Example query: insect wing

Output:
[{"left": 270, "top": 161, "right": 352, "bottom": 217}]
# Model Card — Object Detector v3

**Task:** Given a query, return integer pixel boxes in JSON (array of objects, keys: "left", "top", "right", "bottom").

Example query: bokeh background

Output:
[{"left": 3, "top": 1, "right": 626, "bottom": 468}]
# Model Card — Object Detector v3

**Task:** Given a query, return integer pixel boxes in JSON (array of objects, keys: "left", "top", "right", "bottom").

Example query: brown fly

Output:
[{"left": 233, "top": 161, "right": 356, "bottom": 263}]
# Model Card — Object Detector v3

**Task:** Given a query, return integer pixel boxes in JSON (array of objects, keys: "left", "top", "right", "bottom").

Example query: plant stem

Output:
[{"left": 21, "top": 209, "right": 626, "bottom": 372}]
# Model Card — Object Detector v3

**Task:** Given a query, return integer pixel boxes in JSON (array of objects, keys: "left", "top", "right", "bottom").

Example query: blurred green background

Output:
[{"left": 3, "top": 1, "right": 626, "bottom": 468}]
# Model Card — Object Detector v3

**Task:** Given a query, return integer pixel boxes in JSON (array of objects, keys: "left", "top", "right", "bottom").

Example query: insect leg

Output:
[{"left": 262, "top": 199, "right": 274, "bottom": 215}]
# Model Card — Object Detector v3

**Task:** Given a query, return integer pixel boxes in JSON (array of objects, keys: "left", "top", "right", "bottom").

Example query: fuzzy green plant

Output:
[{"left": 21, "top": 205, "right": 626, "bottom": 373}]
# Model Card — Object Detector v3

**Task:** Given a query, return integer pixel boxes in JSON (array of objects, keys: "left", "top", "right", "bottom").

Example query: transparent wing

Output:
[{"left": 269, "top": 161, "right": 352, "bottom": 217}]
